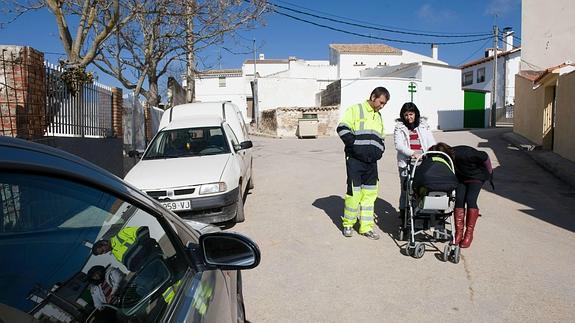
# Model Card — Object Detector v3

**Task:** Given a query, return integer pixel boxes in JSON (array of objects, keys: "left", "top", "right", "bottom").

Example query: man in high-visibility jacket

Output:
[
  {"left": 92, "top": 226, "right": 161, "bottom": 271},
  {"left": 336, "top": 87, "right": 389, "bottom": 240}
]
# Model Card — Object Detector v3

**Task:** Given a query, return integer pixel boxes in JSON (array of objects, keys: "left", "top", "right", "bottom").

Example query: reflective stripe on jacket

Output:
[
  {"left": 337, "top": 101, "right": 385, "bottom": 163},
  {"left": 110, "top": 226, "right": 148, "bottom": 264}
]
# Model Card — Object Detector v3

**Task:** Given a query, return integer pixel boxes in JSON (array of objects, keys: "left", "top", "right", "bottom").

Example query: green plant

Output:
[{"left": 59, "top": 63, "right": 94, "bottom": 95}]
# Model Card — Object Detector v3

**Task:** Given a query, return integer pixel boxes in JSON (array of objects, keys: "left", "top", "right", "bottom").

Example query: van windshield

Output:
[{"left": 143, "top": 126, "right": 231, "bottom": 160}]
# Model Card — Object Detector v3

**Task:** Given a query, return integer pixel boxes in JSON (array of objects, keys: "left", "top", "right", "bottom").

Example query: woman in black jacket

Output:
[{"left": 429, "top": 143, "right": 493, "bottom": 248}]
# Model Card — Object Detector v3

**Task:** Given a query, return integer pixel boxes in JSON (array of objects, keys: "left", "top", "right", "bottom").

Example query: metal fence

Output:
[
  {"left": 44, "top": 62, "right": 113, "bottom": 138},
  {"left": 0, "top": 47, "right": 113, "bottom": 140}
]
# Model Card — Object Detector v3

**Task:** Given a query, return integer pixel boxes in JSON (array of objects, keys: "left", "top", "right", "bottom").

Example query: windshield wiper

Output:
[{"left": 143, "top": 154, "right": 180, "bottom": 160}]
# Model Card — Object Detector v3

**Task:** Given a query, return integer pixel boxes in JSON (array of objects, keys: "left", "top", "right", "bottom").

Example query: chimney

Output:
[
  {"left": 503, "top": 27, "right": 514, "bottom": 52},
  {"left": 485, "top": 48, "right": 495, "bottom": 58},
  {"left": 431, "top": 44, "right": 438, "bottom": 60},
  {"left": 258, "top": 53, "right": 265, "bottom": 60}
]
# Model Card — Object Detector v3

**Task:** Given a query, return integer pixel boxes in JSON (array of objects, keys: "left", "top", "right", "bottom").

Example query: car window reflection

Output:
[{"left": 0, "top": 173, "right": 187, "bottom": 322}]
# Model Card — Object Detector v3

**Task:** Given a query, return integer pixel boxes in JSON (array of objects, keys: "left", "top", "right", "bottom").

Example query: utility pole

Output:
[
  {"left": 490, "top": 25, "right": 499, "bottom": 128},
  {"left": 185, "top": 0, "right": 197, "bottom": 103},
  {"left": 252, "top": 38, "right": 259, "bottom": 129}
]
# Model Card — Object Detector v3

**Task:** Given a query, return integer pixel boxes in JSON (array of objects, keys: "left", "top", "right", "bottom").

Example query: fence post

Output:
[
  {"left": 111, "top": 87, "right": 123, "bottom": 138},
  {"left": 144, "top": 103, "right": 152, "bottom": 143}
]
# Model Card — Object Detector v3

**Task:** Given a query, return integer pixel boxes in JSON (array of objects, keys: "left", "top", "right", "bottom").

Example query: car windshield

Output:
[{"left": 143, "top": 126, "right": 230, "bottom": 160}]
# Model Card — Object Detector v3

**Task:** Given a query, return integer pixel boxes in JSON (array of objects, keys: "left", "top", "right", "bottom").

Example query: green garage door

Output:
[{"left": 464, "top": 91, "right": 485, "bottom": 128}]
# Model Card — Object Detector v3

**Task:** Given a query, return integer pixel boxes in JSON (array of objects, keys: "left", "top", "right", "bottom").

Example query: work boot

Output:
[
  {"left": 361, "top": 230, "right": 380, "bottom": 240},
  {"left": 460, "top": 208, "right": 480, "bottom": 248},
  {"left": 453, "top": 208, "right": 465, "bottom": 244},
  {"left": 343, "top": 226, "right": 353, "bottom": 238}
]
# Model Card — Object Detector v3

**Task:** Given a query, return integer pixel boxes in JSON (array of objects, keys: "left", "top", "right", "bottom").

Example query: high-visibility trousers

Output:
[{"left": 343, "top": 157, "right": 379, "bottom": 234}]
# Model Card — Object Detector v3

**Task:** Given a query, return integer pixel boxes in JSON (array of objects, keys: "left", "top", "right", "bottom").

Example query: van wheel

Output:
[{"left": 235, "top": 188, "right": 245, "bottom": 223}]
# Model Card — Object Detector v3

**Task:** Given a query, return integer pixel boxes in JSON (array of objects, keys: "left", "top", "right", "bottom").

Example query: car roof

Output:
[
  {"left": 0, "top": 136, "right": 157, "bottom": 210},
  {"left": 162, "top": 115, "right": 224, "bottom": 131}
]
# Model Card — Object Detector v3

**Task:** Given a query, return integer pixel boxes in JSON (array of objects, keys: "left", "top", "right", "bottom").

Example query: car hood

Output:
[{"left": 125, "top": 154, "right": 231, "bottom": 190}]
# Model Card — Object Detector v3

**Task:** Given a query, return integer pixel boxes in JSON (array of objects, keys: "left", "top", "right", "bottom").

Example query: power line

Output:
[
  {"left": 268, "top": 1, "right": 491, "bottom": 38},
  {"left": 271, "top": 9, "right": 493, "bottom": 45},
  {"left": 274, "top": 0, "right": 490, "bottom": 36},
  {"left": 456, "top": 38, "right": 492, "bottom": 66}
]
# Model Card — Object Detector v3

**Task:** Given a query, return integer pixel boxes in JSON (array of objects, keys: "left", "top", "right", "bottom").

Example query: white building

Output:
[
  {"left": 193, "top": 69, "right": 251, "bottom": 121},
  {"left": 460, "top": 30, "right": 521, "bottom": 111},
  {"left": 194, "top": 43, "right": 466, "bottom": 133},
  {"left": 339, "top": 61, "right": 464, "bottom": 133},
  {"left": 521, "top": 0, "right": 575, "bottom": 71},
  {"left": 329, "top": 43, "right": 446, "bottom": 79}
]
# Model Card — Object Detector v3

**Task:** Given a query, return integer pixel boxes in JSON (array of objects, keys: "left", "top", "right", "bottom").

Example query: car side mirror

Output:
[{"left": 198, "top": 232, "right": 260, "bottom": 270}]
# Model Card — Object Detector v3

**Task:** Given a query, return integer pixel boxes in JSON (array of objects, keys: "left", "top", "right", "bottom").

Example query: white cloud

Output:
[
  {"left": 417, "top": 4, "right": 456, "bottom": 23},
  {"left": 485, "top": 0, "right": 521, "bottom": 16}
]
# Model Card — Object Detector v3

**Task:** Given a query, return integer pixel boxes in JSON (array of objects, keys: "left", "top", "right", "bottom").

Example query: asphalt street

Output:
[{"left": 232, "top": 127, "right": 575, "bottom": 322}]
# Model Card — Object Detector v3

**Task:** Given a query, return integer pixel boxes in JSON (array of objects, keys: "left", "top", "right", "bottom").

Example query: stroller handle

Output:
[{"left": 409, "top": 151, "right": 455, "bottom": 179}]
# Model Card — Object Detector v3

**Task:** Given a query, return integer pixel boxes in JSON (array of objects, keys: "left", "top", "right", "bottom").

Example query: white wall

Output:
[
  {"left": 339, "top": 64, "right": 463, "bottom": 134},
  {"left": 242, "top": 61, "right": 289, "bottom": 77},
  {"left": 337, "top": 50, "right": 446, "bottom": 79},
  {"left": 257, "top": 78, "right": 320, "bottom": 110},
  {"left": 420, "top": 64, "right": 465, "bottom": 131},
  {"left": 522, "top": 0, "right": 575, "bottom": 70},
  {"left": 194, "top": 75, "right": 250, "bottom": 121}
]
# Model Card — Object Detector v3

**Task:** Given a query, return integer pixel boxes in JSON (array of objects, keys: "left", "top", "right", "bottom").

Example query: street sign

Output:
[{"left": 408, "top": 82, "right": 417, "bottom": 102}]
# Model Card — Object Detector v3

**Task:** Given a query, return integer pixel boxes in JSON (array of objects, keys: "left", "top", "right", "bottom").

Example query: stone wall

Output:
[
  {"left": 321, "top": 80, "right": 341, "bottom": 106},
  {"left": 258, "top": 109, "right": 278, "bottom": 136},
  {"left": 258, "top": 106, "right": 340, "bottom": 138}
]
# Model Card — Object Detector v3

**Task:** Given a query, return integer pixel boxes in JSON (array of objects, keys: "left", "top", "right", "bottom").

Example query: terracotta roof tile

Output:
[
  {"left": 329, "top": 43, "right": 402, "bottom": 55},
  {"left": 459, "top": 47, "right": 521, "bottom": 69}
]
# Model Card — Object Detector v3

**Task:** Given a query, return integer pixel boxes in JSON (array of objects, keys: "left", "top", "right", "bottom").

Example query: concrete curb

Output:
[{"left": 502, "top": 131, "right": 575, "bottom": 189}]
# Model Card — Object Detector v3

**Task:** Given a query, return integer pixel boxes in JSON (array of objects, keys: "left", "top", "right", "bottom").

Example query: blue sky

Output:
[{"left": 0, "top": 0, "right": 521, "bottom": 89}]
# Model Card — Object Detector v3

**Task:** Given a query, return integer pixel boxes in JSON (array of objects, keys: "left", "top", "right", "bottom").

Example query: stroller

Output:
[{"left": 398, "top": 151, "right": 461, "bottom": 263}]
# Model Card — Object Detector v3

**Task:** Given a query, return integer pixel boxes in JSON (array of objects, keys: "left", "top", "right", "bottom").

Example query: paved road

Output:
[{"left": 232, "top": 127, "right": 575, "bottom": 322}]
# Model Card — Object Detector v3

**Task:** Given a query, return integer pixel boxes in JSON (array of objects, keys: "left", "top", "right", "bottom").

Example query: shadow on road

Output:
[
  {"left": 312, "top": 195, "right": 398, "bottom": 236},
  {"left": 470, "top": 128, "right": 575, "bottom": 233}
]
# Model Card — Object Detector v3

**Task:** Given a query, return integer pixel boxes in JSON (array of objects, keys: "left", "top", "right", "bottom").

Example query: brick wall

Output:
[
  {"left": 111, "top": 87, "right": 123, "bottom": 138},
  {"left": 0, "top": 46, "right": 46, "bottom": 139}
]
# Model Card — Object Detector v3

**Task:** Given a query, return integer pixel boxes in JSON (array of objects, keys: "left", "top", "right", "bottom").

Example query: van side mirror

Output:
[
  {"left": 233, "top": 141, "right": 252, "bottom": 151},
  {"left": 240, "top": 141, "right": 253, "bottom": 150},
  {"left": 128, "top": 150, "right": 143, "bottom": 158}
]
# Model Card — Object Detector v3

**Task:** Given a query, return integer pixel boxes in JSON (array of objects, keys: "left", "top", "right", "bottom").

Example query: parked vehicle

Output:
[
  {"left": 125, "top": 102, "right": 254, "bottom": 224},
  {"left": 0, "top": 136, "right": 260, "bottom": 323}
]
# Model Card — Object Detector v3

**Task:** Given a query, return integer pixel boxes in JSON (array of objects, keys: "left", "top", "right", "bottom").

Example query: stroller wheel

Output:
[
  {"left": 443, "top": 244, "right": 450, "bottom": 262},
  {"left": 412, "top": 242, "right": 425, "bottom": 259},
  {"left": 451, "top": 246, "right": 461, "bottom": 264}
]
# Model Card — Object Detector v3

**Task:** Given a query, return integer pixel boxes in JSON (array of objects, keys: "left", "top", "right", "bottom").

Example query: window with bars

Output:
[{"left": 462, "top": 71, "right": 473, "bottom": 86}]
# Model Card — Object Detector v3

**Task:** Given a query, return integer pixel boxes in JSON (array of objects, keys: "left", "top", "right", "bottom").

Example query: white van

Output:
[{"left": 125, "top": 102, "right": 254, "bottom": 224}]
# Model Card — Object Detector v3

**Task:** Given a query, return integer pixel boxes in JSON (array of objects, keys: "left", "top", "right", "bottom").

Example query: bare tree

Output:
[
  {"left": 3, "top": 0, "right": 125, "bottom": 92},
  {"left": 3, "top": 0, "right": 124, "bottom": 68},
  {"left": 93, "top": 0, "right": 267, "bottom": 108}
]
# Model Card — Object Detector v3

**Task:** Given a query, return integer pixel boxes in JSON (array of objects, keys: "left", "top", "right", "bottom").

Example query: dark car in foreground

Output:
[{"left": 0, "top": 136, "right": 260, "bottom": 322}]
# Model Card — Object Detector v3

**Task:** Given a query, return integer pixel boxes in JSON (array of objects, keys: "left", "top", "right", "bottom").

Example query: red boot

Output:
[
  {"left": 460, "top": 208, "right": 480, "bottom": 248},
  {"left": 453, "top": 208, "right": 465, "bottom": 244}
]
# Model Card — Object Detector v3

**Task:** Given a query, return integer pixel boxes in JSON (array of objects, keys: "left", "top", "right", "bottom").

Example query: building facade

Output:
[{"left": 514, "top": 0, "right": 575, "bottom": 162}]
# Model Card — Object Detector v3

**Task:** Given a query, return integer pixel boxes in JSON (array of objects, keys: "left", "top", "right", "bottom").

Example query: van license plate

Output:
[{"left": 161, "top": 200, "right": 192, "bottom": 211}]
